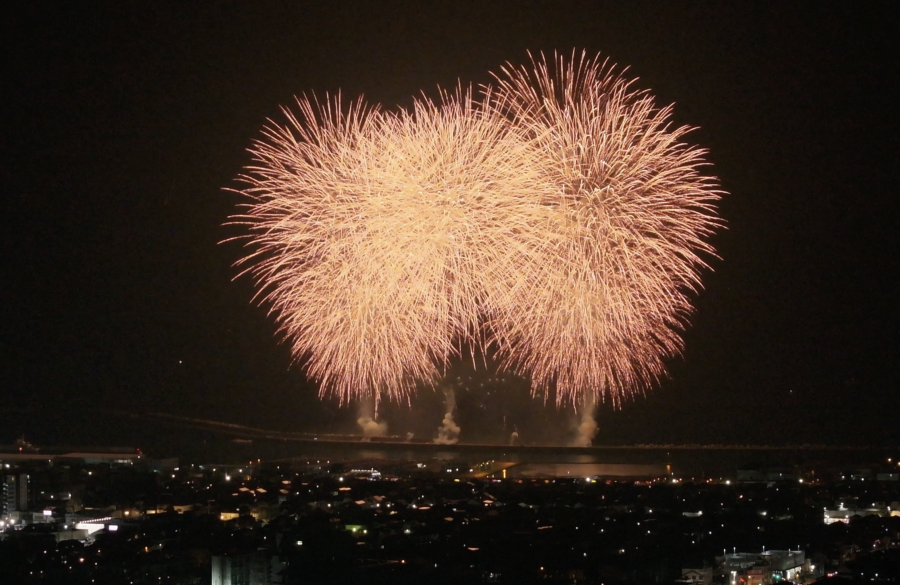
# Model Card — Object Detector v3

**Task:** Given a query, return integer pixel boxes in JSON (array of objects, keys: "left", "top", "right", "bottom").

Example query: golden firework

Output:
[{"left": 231, "top": 52, "right": 722, "bottom": 407}]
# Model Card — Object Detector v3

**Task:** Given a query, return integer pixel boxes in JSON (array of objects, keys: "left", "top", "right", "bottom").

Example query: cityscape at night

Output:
[
  {"left": 3, "top": 439, "right": 900, "bottom": 583},
  {"left": 3, "top": 2, "right": 898, "bottom": 583}
]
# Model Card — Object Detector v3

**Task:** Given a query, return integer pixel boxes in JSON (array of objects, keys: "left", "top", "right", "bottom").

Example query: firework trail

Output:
[{"left": 232, "top": 51, "right": 721, "bottom": 409}]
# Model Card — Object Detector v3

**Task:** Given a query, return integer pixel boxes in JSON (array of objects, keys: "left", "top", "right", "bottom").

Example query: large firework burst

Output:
[
  {"left": 231, "top": 52, "right": 722, "bottom": 407},
  {"left": 486, "top": 53, "right": 722, "bottom": 406},
  {"left": 232, "top": 89, "right": 543, "bottom": 404}
]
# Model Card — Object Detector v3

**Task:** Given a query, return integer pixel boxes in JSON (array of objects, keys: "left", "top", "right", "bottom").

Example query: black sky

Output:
[{"left": 2, "top": 1, "right": 898, "bottom": 446}]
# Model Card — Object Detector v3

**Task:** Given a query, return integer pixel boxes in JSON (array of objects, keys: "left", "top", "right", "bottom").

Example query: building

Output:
[
  {"left": 823, "top": 501, "right": 893, "bottom": 524},
  {"left": 723, "top": 550, "right": 814, "bottom": 585},
  {"left": 680, "top": 566, "right": 713, "bottom": 585},
  {"left": 211, "top": 552, "right": 285, "bottom": 585},
  {"left": 2, "top": 473, "right": 28, "bottom": 517},
  {"left": 723, "top": 552, "right": 765, "bottom": 585},
  {"left": 759, "top": 550, "right": 806, "bottom": 582}
]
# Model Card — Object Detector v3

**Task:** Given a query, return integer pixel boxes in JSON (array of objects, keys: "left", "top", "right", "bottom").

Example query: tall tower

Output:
[{"left": 2, "top": 473, "right": 28, "bottom": 517}]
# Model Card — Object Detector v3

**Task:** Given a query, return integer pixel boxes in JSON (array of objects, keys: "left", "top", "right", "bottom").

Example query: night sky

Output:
[{"left": 3, "top": 2, "right": 898, "bottom": 446}]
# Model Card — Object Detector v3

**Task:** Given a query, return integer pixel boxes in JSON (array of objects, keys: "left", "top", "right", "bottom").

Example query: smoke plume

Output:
[
  {"left": 357, "top": 416, "right": 388, "bottom": 440},
  {"left": 571, "top": 400, "right": 598, "bottom": 447},
  {"left": 357, "top": 397, "right": 388, "bottom": 440},
  {"left": 434, "top": 388, "right": 460, "bottom": 444}
]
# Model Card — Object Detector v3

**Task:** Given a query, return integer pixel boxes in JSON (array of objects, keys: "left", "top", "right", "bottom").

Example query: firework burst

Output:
[
  {"left": 232, "top": 89, "right": 543, "bottom": 404},
  {"left": 231, "top": 52, "right": 722, "bottom": 408},
  {"left": 486, "top": 52, "right": 722, "bottom": 406}
]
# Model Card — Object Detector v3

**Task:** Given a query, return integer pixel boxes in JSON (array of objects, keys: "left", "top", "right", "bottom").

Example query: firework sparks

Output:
[
  {"left": 232, "top": 89, "right": 542, "bottom": 404},
  {"left": 487, "top": 52, "right": 722, "bottom": 406},
  {"left": 231, "top": 52, "right": 721, "bottom": 408}
]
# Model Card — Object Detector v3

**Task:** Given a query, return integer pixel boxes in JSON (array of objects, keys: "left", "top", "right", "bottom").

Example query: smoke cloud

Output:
[
  {"left": 571, "top": 400, "right": 598, "bottom": 447},
  {"left": 434, "top": 388, "right": 460, "bottom": 444},
  {"left": 357, "top": 416, "right": 388, "bottom": 440},
  {"left": 357, "top": 397, "right": 387, "bottom": 441}
]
